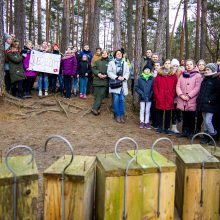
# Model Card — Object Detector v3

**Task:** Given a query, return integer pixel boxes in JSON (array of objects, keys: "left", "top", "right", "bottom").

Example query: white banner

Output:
[{"left": 29, "top": 50, "right": 61, "bottom": 75}]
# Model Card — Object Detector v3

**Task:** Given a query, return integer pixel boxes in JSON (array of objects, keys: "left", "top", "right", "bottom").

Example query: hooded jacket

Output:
[
  {"left": 153, "top": 67, "right": 178, "bottom": 110},
  {"left": 176, "top": 68, "right": 202, "bottom": 111},
  {"left": 22, "top": 49, "right": 37, "bottom": 77},
  {"left": 197, "top": 73, "right": 220, "bottom": 113},
  {"left": 80, "top": 50, "right": 93, "bottom": 64},
  {"left": 61, "top": 54, "right": 77, "bottom": 76}
]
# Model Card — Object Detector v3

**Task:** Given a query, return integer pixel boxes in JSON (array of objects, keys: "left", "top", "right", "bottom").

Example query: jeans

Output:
[
  {"left": 23, "top": 77, "right": 35, "bottom": 95},
  {"left": 72, "top": 76, "right": 78, "bottom": 92},
  {"left": 38, "top": 73, "right": 48, "bottom": 91},
  {"left": 63, "top": 75, "right": 72, "bottom": 98},
  {"left": 11, "top": 80, "right": 23, "bottom": 97},
  {"left": 112, "top": 90, "right": 125, "bottom": 117},
  {"left": 79, "top": 77, "right": 88, "bottom": 95},
  {"left": 51, "top": 74, "right": 63, "bottom": 92},
  {"left": 140, "top": 102, "right": 151, "bottom": 123},
  {"left": 202, "top": 112, "right": 215, "bottom": 134}
]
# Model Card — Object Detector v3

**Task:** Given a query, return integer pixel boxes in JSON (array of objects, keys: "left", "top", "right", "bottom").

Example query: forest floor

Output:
[{"left": 0, "top": 89, "right": 213, "bottom": 219}]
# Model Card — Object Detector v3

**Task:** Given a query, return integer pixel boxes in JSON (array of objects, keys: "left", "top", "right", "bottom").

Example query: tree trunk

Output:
[
  {"left": 6, "top": 0, "right": 9, "bottom": 33},
  {"left": 195, "top": 0, "right": 201, "bottom": 61},
  {"left": 142, "top": 0, "right": 148, "bottom": 56},
  {"left": 179, "top": 15, "right": 185, "bottom": 61},
  {"left": 29, "top": 0, "right": 34, "bottom": 40},
  {"left": 61, "top": 0, "right": 70, "bottom": 53},
  {"left": 82, "top": 0, "right": 90, "bottom": 46},
  {"left": 127, "top": 0, "right": 134, "bottom": 61},
  {"left": 0, "top": 0, "right": 4, "bottom": 93},
  {"left": 76, "top": 0, "right": 80, "bottom": 48},
  {"left": 56, "top": 10, "right": 60, "bottom": 44},
  {"left": 134, "top": 0, "right": 143, "bottom": 79},
  {"left": 37, "top": 0, "right": 42, "bottom": 44},
  {"left": 170, "top": 0, "right": 183, "bottom": 57},
  {"left": 200, "top": 0, "right": 207, "bottom": 59},
  {"left": 71, "top": 0, "right": 75, "bottom": 45},
  {"left": 184, "top": 0, "right": 189, "bottom": 59},
  {"left": 89, "top": 0, "right": 101, "bottom": 53},
  {"left": 46, "top": 0, "right": 51, "bottom": 42},
  {"left": 9, "top": 0, "right": 13, "bottom": 34},
  {"left": 113, "top": 0, "right": 121, "bottom": 51},
  {"left": 166, "top": 0, "right": 170, "bottom": 58},
  {"left": 154, "top": 0, "right": 168, "bottom": 59},
  {"left": 14, "top": 0, "right": 25, "bottom": 48}
]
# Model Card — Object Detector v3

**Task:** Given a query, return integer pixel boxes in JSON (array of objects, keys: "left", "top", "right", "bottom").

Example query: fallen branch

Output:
[
  {"left": 60, "top": 100, "right": 84, "bottom": 110},
  {"left": 4, "top": 92, "right": 22, "bottom": 102},
  {"left": 81, "top": 108, "right": 91, "bottom": 117},
  {"left": 34, "top": 108, "right": 61, "bottom": 116},
  {"left": 54, "top": 96, "right": 69, "bottom": 118}
]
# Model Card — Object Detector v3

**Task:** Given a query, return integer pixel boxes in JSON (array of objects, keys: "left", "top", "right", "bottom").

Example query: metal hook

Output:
[
  {"left": 191, "top": 132, "right": 217, "bottom": 155},
  {"left": 150, "top": 137, "right": 174, "bottom": 218},
  {"left": 5, "top": 145, "right": 34, "bottom": 220},
  {"left": 114, "top": 137, "right": 139, "bottom": 220},
  {"left": 44, "top": 135, "right": 74, "bottom": 220}
]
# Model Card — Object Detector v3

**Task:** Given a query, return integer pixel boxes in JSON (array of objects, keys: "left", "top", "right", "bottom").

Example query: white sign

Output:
[{"left": 29, "top": 50, "right": 61, "bottom": 75}]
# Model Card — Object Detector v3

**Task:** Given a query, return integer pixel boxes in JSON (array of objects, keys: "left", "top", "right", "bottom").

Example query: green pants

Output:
[{"left": 93, "top": 86, "right": 107, "bottom": 110}]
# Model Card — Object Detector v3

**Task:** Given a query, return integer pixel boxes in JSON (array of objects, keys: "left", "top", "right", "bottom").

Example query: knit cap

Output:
[
  {"left": 205, "top": 63, "right": 218, "bottom": 76},
  {"left": 171, "top": 58, "right": 180, "bottom": 67}
]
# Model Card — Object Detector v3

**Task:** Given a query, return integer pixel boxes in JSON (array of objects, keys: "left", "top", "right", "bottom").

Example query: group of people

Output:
[{"left": 3, "top": 33, "right": 220, "bottom": 144}]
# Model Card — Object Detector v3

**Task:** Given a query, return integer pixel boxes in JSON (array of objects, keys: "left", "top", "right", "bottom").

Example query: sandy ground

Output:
[{"left": 0, "top": 93, "right": 214, "bottom": 219}]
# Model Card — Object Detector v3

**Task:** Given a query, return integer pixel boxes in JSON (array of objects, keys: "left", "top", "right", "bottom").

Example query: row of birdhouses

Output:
[{"left": 0, "top": 133, "right": 219, "bottom": 220}]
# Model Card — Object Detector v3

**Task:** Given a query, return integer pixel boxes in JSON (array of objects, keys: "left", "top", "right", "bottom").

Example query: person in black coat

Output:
[
  {"left": 135, "top": 66, "right": 154, "bottom": 129},
  {"left": 77, "top": 55, "right": 91, "bottom": 98},
  {"left": 197, "top": 63, "right": 220, "bottom": 144}
]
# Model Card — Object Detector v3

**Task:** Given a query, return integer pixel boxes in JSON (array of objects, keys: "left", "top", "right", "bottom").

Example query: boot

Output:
[{"left": 171, "top": 124, "right": 180, "bottom": 134}]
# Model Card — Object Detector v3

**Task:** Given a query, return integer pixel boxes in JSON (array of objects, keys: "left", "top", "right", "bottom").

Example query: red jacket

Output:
[{"left": 153, "top": 70, "right": 178, "bottom": 110}]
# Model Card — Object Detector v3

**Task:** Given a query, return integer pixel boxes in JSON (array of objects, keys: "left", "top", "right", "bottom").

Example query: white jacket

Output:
[{"left": 107, "top": 60, "right": 130, "bottom": 95}]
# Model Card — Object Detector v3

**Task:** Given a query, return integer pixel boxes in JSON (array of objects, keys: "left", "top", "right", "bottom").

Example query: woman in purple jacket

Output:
[
  {"left": 61, "top": 47, "right": 77, "bottom": 99},
  {"left": 22, "top": 41, "right": 37, "bottom": 98}
]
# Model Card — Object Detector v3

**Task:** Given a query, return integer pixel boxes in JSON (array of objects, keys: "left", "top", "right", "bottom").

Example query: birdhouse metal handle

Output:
[
  {"left": 191, "top": 132, "right": 217, "bottom": 155},
  {"left": 114, "top": 137, "right": 139, "bottom": 220},
  {"left": 44, "top": 135, "right": 74, "bottom": 220},
  {"left": 5, "top": 145, "right": 34, "bottom": 220},
  {"left": 150, "top": 137, "right": 174, "bottom": 218}
]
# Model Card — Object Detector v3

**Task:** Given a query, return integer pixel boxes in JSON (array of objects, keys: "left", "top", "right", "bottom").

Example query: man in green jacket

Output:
[{"left": 91, "top": 50, "right": 110, "bottom": 115}]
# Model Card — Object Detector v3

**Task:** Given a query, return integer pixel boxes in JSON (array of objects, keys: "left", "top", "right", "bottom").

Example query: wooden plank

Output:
[
  {"left": 142, "top": 172, "right": 175, "bottom": 220},
  {"left": 44, "top": 155, "right": 96, "bottom": 181},
  {"left": 182, "top": 168, "right": 220, "bottom": 220},
  {"left": 0, "top": 179, "right": 38, "bottom": 220},
  {"left": 173, "top": 144, "right": 219, "bottom": 168},
  {"left": 175, "top": 157, "right": 185, "bottom": 217},
  {"left": 96, "top": 153, "right": 142, "bottom": 177},
  {"left": 128, "top": 149, "right": 176, "bottom": 173},
  {"left": 0, "top": 155, "right": 38, "bottom": 183}
]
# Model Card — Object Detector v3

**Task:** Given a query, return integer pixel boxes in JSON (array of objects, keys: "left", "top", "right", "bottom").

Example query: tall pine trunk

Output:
[
  {"left": 29, "top": 0, "right": 34, "bottom": 40},
  {"left": 195, "top": 0, "right": 201, "bottom": 61},
  {"left": 89, "top": 0, "right": 101, "bottom": 53},
  {"left": 61, "top": 0, "right": 70, "bottom": 52},
  {"left": 200, "top": 0, "right": 207, "bottom": 59},
  {"left": 0, "top": 0, "right": 4, "bottom": 93},
  {"left": 82, "top": 0, "right": 90, "bottom": 46},
  {"left": 113, "top": 0, "right": 121, "bottom": 51},
  {"left": 14, "top": 0, "right": 25, "bottom": 48},
  {"left": 6, "top": 0, "right": 9, "bottom": 33},
  {"left": 184, "top": 0, "right": 189, "bottom": 59},
  {"left": 134, "top": 0, "right": 143, "bottom": 79},
  {"left": 127, "top": 0, "right": 134, "bottom": 60},
  {"left": 46, "top": 0, "right": 51, "bottom": 42},
  {"left": 142, "top": 0, "right": 148, "bottom": 55},
  {"left": 166, "top": 0, "right": 170, "bottom": 58},
  {"left": 9, "top": 0, "right": 13, "bottom": 34},
  {"left": 37, "top": 0, "right": 42, "bottom": 44},
  {"left": 56, "top": 10, "right": 60, "bottom": 44},
  {"left": 71, "top": 0, "right": 75, "bottom": 45},
  {"left": 154, "top": 0, "right": 168, "bottom": 59},
  {"left": 76, "top": 0, "right": 80, "bottom": 47}
]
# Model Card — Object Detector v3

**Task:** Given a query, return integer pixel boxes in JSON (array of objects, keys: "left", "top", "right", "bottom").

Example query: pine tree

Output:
[
  {"left": 0, "top": 0, "right": 4, "bottom": 93},
  {"left": 113, "top": 0, "right": 121, "bottom": 50}
]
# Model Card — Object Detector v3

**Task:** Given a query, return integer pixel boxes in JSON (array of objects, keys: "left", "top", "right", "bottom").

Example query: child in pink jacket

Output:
[{"left": 176, "top": 59, "right": 203, "bottom": 138}]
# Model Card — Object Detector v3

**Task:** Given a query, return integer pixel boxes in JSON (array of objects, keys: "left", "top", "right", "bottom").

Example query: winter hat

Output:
[
  {"left": 171, "top": 59, "right": 180, "bottom": 67},
  {"left": 53, "top": 44, "right": 59, "bottom": 49},
  {"left": 143, "top": 64, "right": 153, "bottom": 71},
  {"left": 205, "top": 63, "right": 218, "bottom": 76}
]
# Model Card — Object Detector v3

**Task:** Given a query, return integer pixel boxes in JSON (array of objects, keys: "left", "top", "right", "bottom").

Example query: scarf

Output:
[
  {"left": 183, "top": 68, "right": 199, "bottom": 78},
  {"left": 141, "top": 72, "right": 153, "bottom": 80}
]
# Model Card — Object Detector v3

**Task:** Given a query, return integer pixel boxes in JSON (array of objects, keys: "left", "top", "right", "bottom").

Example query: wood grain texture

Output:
[
  {"left": 0, "top": 156, "right": 38, "bottom": 220},
  {"left": 43, "top": 155, "right": 96, "bottom": 220}
]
